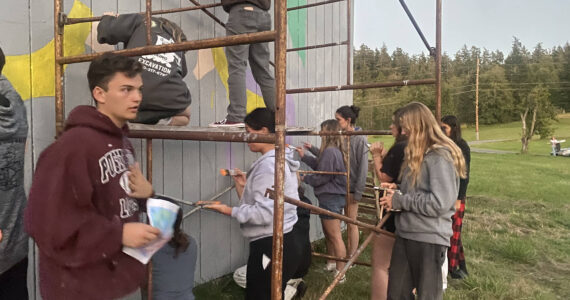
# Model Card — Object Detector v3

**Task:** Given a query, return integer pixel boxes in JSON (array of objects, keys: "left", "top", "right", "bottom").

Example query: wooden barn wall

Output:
[{"left": 0, "top": 0, "right": 353, "bottom": 298}]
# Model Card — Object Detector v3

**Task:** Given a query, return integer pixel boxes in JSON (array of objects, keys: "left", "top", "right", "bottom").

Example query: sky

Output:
[{"left": 354, "top": 0, "right": 570, "bottom": 56}]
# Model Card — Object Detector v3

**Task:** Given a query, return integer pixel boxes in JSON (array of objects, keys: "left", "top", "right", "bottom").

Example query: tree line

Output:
[{"left": 353, "top": 38, "right": 569, "bottom": 150}]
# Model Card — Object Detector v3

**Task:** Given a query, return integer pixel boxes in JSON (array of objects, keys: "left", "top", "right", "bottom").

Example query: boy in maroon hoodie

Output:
[{"left": 25, "top": 54, "right": 160, "bottom": 300}]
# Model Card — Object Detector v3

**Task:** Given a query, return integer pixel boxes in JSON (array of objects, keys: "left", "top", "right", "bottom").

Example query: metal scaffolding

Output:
[{"left": 53, "top": 0, "right": 442, "bottom": 299}]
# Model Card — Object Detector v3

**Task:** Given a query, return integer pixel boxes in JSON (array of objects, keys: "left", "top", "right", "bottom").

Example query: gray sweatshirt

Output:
[
  {"left": 392, "top": 148, "right": 459, "bottom": 247},
  {"left": 346, "top": 135, "right": 368, "bottom": 200},
  {"left": 0, "top": 75, "right": 29, "bottom": 274},
  {"left": 307, "top": 134, "right": 367, "bottom": 199},
  {"left": 302, "top": 147, "right": 347, "bottom": 196},
  {"left": 231, "top": 149, "right": 299, "bottom": 241}
]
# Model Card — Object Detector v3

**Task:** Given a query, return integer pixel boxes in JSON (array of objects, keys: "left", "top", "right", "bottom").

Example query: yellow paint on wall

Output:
[
  {"left": 211, "top": 47, "right": 229, "bottom": 99},
  {"left": 3, "top": 0, "right": 92, "bottom": 100},
  {"left": 211, "top": 47, "right": 266, "bottom": 113},
  {"left": 246, "top": 90, "right": 266, "bottom": 112}
]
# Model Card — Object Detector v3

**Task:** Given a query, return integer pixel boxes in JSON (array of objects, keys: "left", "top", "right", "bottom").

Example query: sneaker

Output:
[
  {"left": 209, "top": 118, "right": 245, "bottom": 128},
  {"left": 450, "top": 268, "right": 468, "bottom": 279},
  {"left": 156, "top": 117, "right": 172, "bottom": 125},
  {"left": 284, "top": 284, "right": 297, "bottom": 300},
  {"left": 293, "top": 280, "right": 307, "bottom": 299},
  {"left": 334, "top": 270, "right": 346, "bottom": 284},
  {"left": 324, "top": 263, "right": 336, "bottom": 272}
]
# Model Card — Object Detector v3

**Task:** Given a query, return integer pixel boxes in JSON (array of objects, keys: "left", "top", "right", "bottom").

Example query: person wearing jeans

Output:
[{"left": 210, "top": 0, "right": 275, "bottom": 127}]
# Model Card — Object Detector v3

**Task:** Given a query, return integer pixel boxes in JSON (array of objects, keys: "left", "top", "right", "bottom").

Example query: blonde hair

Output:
[
  {"left": 319, "top": 119, "right": 347, "bottom": 165},
  {"left": 398, "top": 102, "right": 466, "bottom": 186}
]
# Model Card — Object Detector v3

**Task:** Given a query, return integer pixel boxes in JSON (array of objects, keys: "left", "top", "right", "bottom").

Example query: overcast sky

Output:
[{"left": 354, "top": 0, "right": 570, "bottom": 56}]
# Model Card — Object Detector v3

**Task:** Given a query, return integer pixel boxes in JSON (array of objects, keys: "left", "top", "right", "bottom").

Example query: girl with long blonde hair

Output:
[
  {"left": 297, "top": 119, "right": 348, "bottom": 281},
  {"left": 380, "top": 102, "right": 465, "bottom": 299}
]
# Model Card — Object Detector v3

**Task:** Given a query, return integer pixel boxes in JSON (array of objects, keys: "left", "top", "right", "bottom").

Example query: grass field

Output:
[{"left": 194, "top": 116, "right": 570, "bottom": 299}]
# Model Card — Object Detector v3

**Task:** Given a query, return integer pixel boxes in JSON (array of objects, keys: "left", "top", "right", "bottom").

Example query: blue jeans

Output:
[{"left": 225, "top": 4, "right": 275, "bottom": 122}]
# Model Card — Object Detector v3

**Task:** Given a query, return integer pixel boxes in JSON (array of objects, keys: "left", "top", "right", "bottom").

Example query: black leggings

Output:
[
  {"left": 0, "top": 257, "right": 28, "bottom": 300},
  {"left": 245, "top": 231, "right": 299, "bottom": 300}
]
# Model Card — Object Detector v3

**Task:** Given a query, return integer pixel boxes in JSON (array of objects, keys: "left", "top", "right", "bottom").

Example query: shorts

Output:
[{"left": 317, "top": 193, "right": 346, "bottom": 220}]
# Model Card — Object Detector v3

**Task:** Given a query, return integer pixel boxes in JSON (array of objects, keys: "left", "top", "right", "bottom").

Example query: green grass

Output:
[
  {"left": 463, "top": 113, "right": 570, "bottom": 155},
  {"left": 194, "top": 117, "right": 570, "bottom": 299},
  {"left": 443, "top": 153, "right": 570, "bottom": 300}
]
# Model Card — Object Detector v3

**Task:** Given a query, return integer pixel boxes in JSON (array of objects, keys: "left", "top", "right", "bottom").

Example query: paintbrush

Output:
[{"left": 219, "top": 169, "right": 246, "bottom": 176}]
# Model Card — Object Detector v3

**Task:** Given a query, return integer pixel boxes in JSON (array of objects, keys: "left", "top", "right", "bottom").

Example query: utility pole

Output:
[{"left": 475, "top": 56, "right": 480, "bottom": 141}]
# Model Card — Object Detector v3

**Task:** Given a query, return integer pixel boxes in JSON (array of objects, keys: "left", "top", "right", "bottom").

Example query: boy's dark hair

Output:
[
  {"left": 441, "top": 115, "right": 462, "bottom": 143},
  {"left": 0, "top": 46, "right": 5, "bottom": 75},
  {"left": 244, "top": 108, "right": 276, "bottom": 133},
  {"left": 87, "top": 53, "right": 142, "bottom": 92},
  {"left": 336, "top": 105, "right": 360, "bottom": 125}
]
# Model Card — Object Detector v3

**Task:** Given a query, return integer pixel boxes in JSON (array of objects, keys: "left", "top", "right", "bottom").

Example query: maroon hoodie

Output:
[{"left": 25, "top": 106, "right": 146, "bottom": 300}]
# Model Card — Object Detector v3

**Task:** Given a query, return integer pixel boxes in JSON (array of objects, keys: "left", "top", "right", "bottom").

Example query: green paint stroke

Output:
[{"left": 287, "top": 0, "right": 307, "bottom": 65}]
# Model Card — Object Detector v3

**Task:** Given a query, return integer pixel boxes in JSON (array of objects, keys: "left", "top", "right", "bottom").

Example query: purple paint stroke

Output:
[
  {"left": 245, "top": 70, "right": 297, "bottom": 143},
  {"left": 245, "top": 70, "right": 258, "bottom": 92}
]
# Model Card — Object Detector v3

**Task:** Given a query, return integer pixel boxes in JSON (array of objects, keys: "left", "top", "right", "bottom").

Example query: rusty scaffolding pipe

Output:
[
  {"left": 129, "top": 130, "right": 276, "bottom": 143},
  {"left": 346, "top": 0, "right": 352, "bottom": 85},
  {"left": 303, "top": 129, "right": 391, "bottom": 136},
  {"left": 298, "top": 170, "right": 346, "bottom": 175},
  {"left": 344, "top": 136, "right": 352, "bottom": 253},
  {"left": 320, "top": 214, "right": 390, "bottom": 299},
  {"left": 287, "top": 41, "right": 348, "bottom": 52},
  {"left": 145, "top": 0, "right": 152, "bottom": 45},
  {"left": 266, "top": 189, "right": 394, "bottom": 237},
  {"left": 286, "top": 78, "right": 436, "bottom": 94},
  {"left": 188, "top": 0, "right": 227, "bottom": 29},
  {"left": 271, "top": 0, "right": 288, "bottom": 298},
  {"left": 58, "top": 31, "right": 276, "bottom": 65},
  {"left": 55, "top": 0, "right": 64, "bottom": 136},
  {"left": 65, "top": 3, "right": 224, "bottom": 25},
  {"left": 399, "top": 0, "right": 434, "bottom": 56},
  {"left": 127, "top": 129, "right": 390, "bottom": 144},
  {"left": 145, "top": 138, "right": 153, "bottom": 300},
  {"left": 311, "top": 252, "right": 371, "bottom": 267}
]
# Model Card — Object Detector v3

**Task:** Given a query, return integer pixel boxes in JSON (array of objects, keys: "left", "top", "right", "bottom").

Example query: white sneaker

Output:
[
  {"left": 156, "top": 117, "right": 172, "bottom": 125},
  {"left": 209, "top": 118, "right": 245, "bottom": 128},
  {"left": 324, "top": 263, "right": 336, "bottom": 272},
  {"left": 233, "top": 265, "right": 247, "bottom": 288},
  {"left": 284, "top": 284, "right": 297, "bottom": 300},
  {"left": 334, "top": 270, "right": 346, "bottom": 284}
]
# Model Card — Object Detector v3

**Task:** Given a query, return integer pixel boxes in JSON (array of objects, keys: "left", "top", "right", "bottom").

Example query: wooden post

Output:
[{"left": 475, "top": 56, "right": 480, "bottom": 140}]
